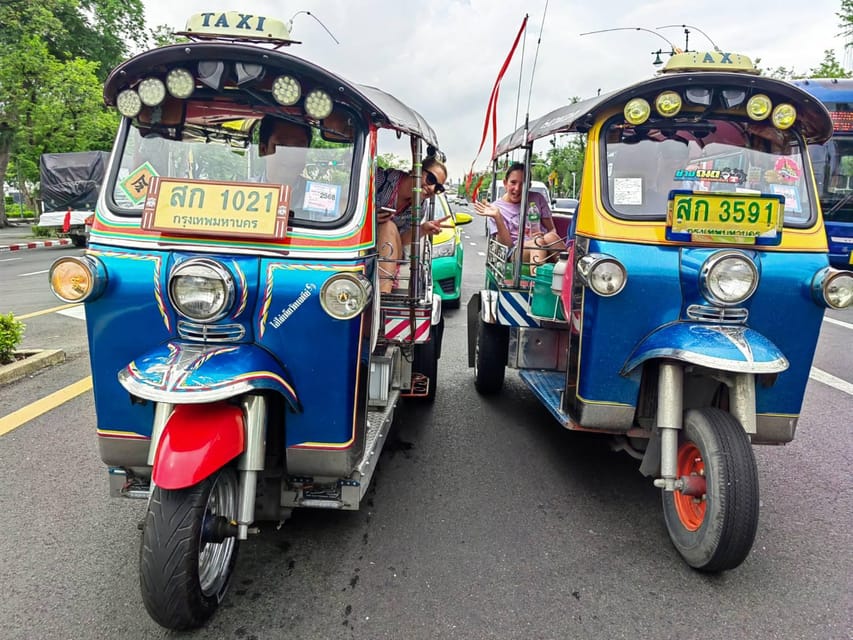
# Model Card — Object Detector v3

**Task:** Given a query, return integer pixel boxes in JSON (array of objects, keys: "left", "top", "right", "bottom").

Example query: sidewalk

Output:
[{"left": 0, "top": 221, "right": 71, "bottom": 252}]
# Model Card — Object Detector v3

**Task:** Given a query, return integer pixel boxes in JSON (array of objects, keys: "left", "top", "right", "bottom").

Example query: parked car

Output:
[
  {"left": 551, "top": 197, "right": 578, "bottom": 216},
  {"left": 432, "top": 192, "right": 473, "bottom": 309}
]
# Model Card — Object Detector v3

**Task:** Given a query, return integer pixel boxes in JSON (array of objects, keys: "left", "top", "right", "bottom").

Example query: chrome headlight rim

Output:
[
  {"left": 812, "top": 267, "right": 853, "bottom": 309},
  {"left": 700, "top": 250, "right": 759, "bottom": 307},
  {"left": 319, "top": 272, "right": 373, "bottom": 320},
  {"left": 576, "top": 253, "right": 627, "bottom": 297},
  {"left": 49, "top": 255, "right": 107, "bottom": 303},
  {"left": 168, "top": 258, "right": 235, "bottom": 323}
]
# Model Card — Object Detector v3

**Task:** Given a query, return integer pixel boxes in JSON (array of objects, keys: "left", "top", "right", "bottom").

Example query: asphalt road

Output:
[{"left": 0, "top": 232, "right": 851, "bottom": 639}]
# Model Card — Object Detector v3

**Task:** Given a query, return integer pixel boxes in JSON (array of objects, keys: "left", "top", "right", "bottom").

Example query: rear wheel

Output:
[
  {"left": 71, "top": 235, "right": 87, "bottom": 247},
  {"left": 661, "top": 408, "right": 759, "bottom": 572},
  {"left": 474, "top": 317, "right": 508, "bottom": 394},
  {"left": 140, "top": 468, "right": 240, "bottom": 630}
]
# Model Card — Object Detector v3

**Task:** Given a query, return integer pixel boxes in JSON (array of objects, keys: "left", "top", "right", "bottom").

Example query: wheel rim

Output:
[
  {"left": 673, "top": 442, "right": 706, "bottom": 532},
  {"left": 198, "top": 472, "right": 238, "bottom": 597}
]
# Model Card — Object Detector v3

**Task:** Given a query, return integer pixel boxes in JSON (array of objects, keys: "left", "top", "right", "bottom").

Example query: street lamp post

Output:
[{"left": 571, "top": 171, "right": 577, "bottom": 198}]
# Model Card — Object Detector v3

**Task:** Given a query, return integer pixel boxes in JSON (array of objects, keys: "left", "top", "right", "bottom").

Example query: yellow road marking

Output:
[
  {"left": 16, "top": 303, "right": 80, "bottom": 320},
  {"left": 0, "top": 376, "right": 93, "bottom": 437}
]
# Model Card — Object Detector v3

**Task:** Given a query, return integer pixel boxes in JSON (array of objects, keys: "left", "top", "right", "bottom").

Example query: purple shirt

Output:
[{"left": 486, "top": 191, "right": 552, "bottom": 243}]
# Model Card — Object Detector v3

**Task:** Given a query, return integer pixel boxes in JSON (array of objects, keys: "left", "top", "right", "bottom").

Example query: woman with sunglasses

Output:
[
  {"left": 473, "top": 161, "right": 565, "bottom": 272},
  {"left": 376, "top": 156, "right": 450, "bottom": 293}
]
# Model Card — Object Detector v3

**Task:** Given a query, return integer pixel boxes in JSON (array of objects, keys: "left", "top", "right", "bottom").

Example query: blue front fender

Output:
[
  {"left": 118, "top": 341, "right": 300, "bottom": 411},
  {"left": 622, "top": 323, "right": 789, "bottom": 375}
]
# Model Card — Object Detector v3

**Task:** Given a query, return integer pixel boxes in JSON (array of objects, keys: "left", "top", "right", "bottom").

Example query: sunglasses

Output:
[{"left": 424, "top": 170, "right": 445, "bottom": 194}]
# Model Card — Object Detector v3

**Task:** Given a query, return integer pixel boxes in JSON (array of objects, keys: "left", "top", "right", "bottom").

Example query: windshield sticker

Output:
[
  {"left": 769, "top": 184, "right": 802, "bottom": 213},
  {"left": 613, "top": 177, "right": 643, "bottom": 205},
  {"left": 674, "top": 167, "right": 746, "bottom": 185},
  {"left": 120, "top": 162, "right": 158, "bottom": 206},
  {"left": 772, "top": 157, "right": 801, "bottom": 184},
  {"left": 302, "top": 181, "right": 341, "bottom": 219}
]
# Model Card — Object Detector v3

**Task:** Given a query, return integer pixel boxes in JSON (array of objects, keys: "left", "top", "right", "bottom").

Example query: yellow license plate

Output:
[
  {"left": 142, "top": 177, "right": 291, "bottom": 239},
  {"left": 669, "top": 192, "right": 784, "bottom": 244}
]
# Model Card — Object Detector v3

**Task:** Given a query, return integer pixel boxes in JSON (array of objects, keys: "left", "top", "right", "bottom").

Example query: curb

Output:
[
  {"left": 0, "top": 349, "right": 66, "bottom": 385},
  {"left": 0, "top": 239, "right": 71, "bottom": 252}
]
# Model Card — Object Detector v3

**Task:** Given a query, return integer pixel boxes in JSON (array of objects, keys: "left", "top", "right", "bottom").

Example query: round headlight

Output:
[
  {"left": 304, "top": 89, "right": 333, "bottom": 119},
  {"left": 577, "top": 254, "right": 627, "bottom": 297},
  {"left": 137, "top": 77, "right": 167, "bottom": 107},
  {"left": 49, "top": 256, "right": 107, "bottom": 303},
  {"left": 701, "top": 252, "right": 758, "bottom": 305},
  {"left": 320, "top": 273, "right": 372, "bottom": 319},
  {"left": 166, "top": 68, "right": 195, "bottom": 99},
  {"left": 771, "top": 103, "right": 797, "bottom": 130},
  {"left": 746, "top": 94, "right": 772, "bottom": 121},
  {"left": 655, "top": 91, "right": 682, "bottom": 117},
  {"left": 624, "top": 98, "right": 651, "bottom": 125},
  {"left": 168, "top": 259, "right": 234, "bottom": 322},
  {"left": 824, "top": 270, "right": 853, "bottom": 308},
  {"left": 116, "top": 90, "right": 142, "bottom": 118},
  {"left": 272, "top": 75, "right": 301, "bottom": 106}
]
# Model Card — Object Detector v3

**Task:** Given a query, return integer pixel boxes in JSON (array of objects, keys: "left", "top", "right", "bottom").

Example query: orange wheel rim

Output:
[{"left": 673, "top": 442, "right": 706, "bottom": 531}]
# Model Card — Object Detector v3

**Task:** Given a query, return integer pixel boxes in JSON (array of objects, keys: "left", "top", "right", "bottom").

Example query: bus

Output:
[{"left": 792, "top": 78, "right": 853, "bottom": 266}]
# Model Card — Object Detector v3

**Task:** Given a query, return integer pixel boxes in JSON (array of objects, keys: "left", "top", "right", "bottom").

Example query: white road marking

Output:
[
  {"left": 19, "top": 269, "right": 49, "bottom": 277},
  {"left": 469, "top": 242, "right": 478, "bottom": 246},
  {"left": 478, "top": 251, "right": 486, "bottom": 256},
  {"left": 810, "top": 367, "right": 853, "bottom": 396},
  {"left": 824, "top": 316, "right": 853, "bottom": 331},
  {"left": 0, "top": 257, "right": 22, "bottom": 262},
  {"left": 58, "top": 306, "right": 86, "bottom": 320}
]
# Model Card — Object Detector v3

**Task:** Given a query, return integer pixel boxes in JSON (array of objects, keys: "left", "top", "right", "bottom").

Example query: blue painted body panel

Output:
[
  {"left": 572, "top": 239, "right": 827, "bottom": 417},
  {"left": 86, "top": 243, "right": 371, "bottom": 448}
]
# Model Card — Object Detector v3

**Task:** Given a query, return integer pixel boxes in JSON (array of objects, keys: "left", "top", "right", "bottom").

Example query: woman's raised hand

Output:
[{"left": 473, "top": 200, "right": 500, "bottom": 218}]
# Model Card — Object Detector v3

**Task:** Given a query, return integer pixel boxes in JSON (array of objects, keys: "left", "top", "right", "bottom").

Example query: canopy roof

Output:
[
  {"left": 494, "top": 72, "right": 833, "bottom": 158},
  {"left": 104, "top": 42, "right": 439, "bottom": 147}
]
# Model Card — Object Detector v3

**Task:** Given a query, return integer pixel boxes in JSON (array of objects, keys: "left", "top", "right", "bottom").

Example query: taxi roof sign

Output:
[
  {"left": 661, "top": 51, "right": 759, "bottom": 75},
  {"left": 178, "top": 12, "right": 299, "bottom": 46}
]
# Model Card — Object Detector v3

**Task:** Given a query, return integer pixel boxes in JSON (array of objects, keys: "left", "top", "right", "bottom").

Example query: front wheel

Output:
[
  {"left": 474, "top": 317, "right": 508, "bottom": 394},
  {"left": 661, "top": 408, "right": 759, "bottom": 572},
  {"left": 140, "top": 468, "right": 240, "bottom": 630}
]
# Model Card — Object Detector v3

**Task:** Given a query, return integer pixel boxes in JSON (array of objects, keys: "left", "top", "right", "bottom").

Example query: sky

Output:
[{"left": 137, "top": 0, "right": 848, "bottom": 181}]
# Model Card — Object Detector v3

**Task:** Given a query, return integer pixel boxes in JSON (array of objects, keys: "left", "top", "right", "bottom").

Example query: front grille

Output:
[
  {"left": 177, "top": 320, "right": 245, "bottom": 342},
  {"left": 438, "top": 277, "right": 456, "bottom": 294},
  {"left": 686, "top": 304, "right": 749, "bottom": 324}
]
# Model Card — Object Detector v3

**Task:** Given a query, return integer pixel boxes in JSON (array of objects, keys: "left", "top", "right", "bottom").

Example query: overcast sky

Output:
[{"left": 138, "top": 1, "right": 847, "bottom": 180}]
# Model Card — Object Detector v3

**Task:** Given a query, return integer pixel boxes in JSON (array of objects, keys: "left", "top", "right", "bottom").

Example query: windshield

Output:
[
  {"left": 109, "top": 110, "right": 360, "bottom": 226},
  {"left": 809, "top": 137, "right": 853, "bottom": 223},
  {"left": 603, "top": 118, "right": 815, "bottom": 226}
]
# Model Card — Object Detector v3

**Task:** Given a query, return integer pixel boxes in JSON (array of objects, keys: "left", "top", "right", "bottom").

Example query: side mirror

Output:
[{"left": 454, "top": 212, "right": 473, "bottom": 226}]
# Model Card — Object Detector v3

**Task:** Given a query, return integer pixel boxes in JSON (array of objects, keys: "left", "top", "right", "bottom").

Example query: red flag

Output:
[
  {"left": 62, "top": 208, "right": 72, "bottom": 233},
  {"left": 466, "top": 14, "right": 528, "bottom": 199}
]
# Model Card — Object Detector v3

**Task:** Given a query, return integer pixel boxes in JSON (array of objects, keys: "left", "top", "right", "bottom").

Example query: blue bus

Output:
[{"left": 792, "top": 78, "right": 853, "bottom": 266}]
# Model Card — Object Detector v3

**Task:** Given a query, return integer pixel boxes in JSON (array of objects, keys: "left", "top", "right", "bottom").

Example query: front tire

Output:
[
  {"left": 662, "top": 408, "right": 759, "bottom": 572},
  {"left": 474, "top": 317, "right": 508, "bottom": 394},
  {"left": 140, "top": 468, "right": 240, "bottom": 630}
]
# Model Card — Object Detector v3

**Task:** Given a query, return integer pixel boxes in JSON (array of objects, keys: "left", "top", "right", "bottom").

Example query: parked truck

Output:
[{"left": 39, "top": 151, "right": 109, "bottom": 247}]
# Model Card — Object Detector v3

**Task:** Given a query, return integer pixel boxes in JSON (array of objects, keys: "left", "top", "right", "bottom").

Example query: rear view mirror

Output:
[{"left": 321, "top": 107, "right": 355, "bottom": 143}]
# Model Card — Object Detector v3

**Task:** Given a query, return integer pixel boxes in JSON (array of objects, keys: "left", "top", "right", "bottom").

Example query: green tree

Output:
[
  {"left": 840, "top": 0, "right": 853, "bottom": 43},
  {"left": 0, "top": 0, "right": 146, "bottom": 227},
  {"left": 762, "top": 49, "right": 852, "bottom": 80}
]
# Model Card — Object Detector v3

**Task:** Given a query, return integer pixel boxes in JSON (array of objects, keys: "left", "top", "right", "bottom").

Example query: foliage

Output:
[
  {"left": 0, "top": 312, "right": 25, "bottom": 365},
  {"left": 762, "top": 49, "right": 852, "bottom": 80},
  {"left": 0, "top": 0, "right": 145, "bottom": 227},
  {"left": 377, "top": 153, "right": 410, "bottom": 170},
  {"left": 32, "top": 225, "right": 55, "bottom": 237},
  {"left": 840, "top": 0, "right": 853, "bottom": 43}
]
